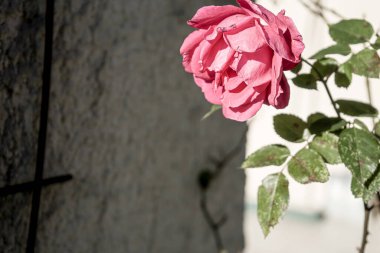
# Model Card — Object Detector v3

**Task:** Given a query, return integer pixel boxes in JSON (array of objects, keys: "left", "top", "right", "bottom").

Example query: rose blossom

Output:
[{"left": 180, "top": 0, "right": 304, "bottom": 121}]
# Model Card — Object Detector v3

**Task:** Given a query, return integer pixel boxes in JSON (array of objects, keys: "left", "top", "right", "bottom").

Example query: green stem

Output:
[
  {"left": 365, "top": 78, "right": 375, "bottom": 126},
  {"left": 358, "top": 203, "right": 373, "bottom": 253},
  {"left": 301, "top": 58, "right": 342, "bottom": 119}
]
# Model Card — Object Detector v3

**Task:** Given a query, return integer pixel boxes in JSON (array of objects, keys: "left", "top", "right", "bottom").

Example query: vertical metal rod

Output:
[{"left": 26, "top": 0, "right": 55, "bottom": 252}]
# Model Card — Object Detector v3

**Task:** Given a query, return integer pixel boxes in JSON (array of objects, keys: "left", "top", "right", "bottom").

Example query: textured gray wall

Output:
[{"left": 0, "top": 1, "right": 245, "bottom": 252}]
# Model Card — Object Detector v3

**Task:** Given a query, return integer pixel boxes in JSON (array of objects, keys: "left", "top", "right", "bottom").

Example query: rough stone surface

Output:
[{"left": 0, "top": 1, "right": 245, "bottom": 253}]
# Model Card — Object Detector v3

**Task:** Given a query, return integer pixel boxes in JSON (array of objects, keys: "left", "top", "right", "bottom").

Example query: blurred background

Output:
[{"left": 245, "top": 0, "right": 380, "bottom": 252}]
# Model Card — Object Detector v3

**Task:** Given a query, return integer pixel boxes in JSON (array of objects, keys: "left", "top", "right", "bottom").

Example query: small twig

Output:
[
  {"left": 299, "top": 0, "right": 329, "bottom": 25},
  {"left": 311, "top": 0, "right": 345, "bottom": 19},
  {"left": 301, "top": 58, "right": 341, "bottom": 118},
  {"left": 358, "top": 203, "right": 374, "bottom": 253}
]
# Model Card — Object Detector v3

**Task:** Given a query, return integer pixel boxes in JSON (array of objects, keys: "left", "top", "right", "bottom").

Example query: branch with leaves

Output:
[{"left": 242, "top": 15, "right": 380, "bottom": 252}]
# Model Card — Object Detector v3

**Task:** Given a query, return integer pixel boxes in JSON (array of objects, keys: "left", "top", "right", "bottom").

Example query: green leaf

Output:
[
  {"left": 307, "top": 113, "right": 327, "bottom": 127},
  {"left": 292, "top": 74, "right": 317, "bottom": 89},
  {"left": 273, "top": 114, "right": 307, "bottom": 142},
  {"left": 291, "top": 62, "right": 302, "bottom": 74},
  {"left": 257, "top": 173, "right": 289, "bottom": 237},
  {"left": 375, "top": 121, "right": 380, "bottom": 137},
  {"left": 309, "top": 117, "right": 347, "bottom": 134},
  {"left": 311, "top": 58, "right": 338, "bottom": 80},
  {"left": 202, "top": 104, "right": 221, "bottom": 120},
  {"left": 353, "top": 119, "right": 370, "bottom": 131},
  {"left": 329, "top": 19, "right": 374, "bottom": 44},
  {"left": 335, "top": 63, "right": 353, "bottom": 88},
  {"left": 309, "top": 133, "right": 341, "bottom": 164},
  {"left": 336, "top": 99, "right": 378, "bottom": 117},
  {"left": 242, "top": 145, "right": 290, "bottom": 169},
  {"left": 310, "top": 44, "right": 351, "bottom": 59},
  {"left": 371, "top": 36, "right": 380, "bottom": 50},
  {"left": 338, "top": 128, "right": 380, "bottom": 202},
  {"left": 351, "top": 164, "right": 380, "bottom": 202},
  {"left": 348, "top": 49, "right": 380, "bottom": 78},
  {"left": 288, "top": 148, "right": 330, "bottom": 184}
]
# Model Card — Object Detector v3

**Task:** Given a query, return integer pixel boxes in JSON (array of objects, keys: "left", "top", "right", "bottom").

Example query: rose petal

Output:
[
  {"left": 224, "top": 25, "right": 266, "bottom": 53},
  {"left": 190, "top": 43, "right": 203, "bottom": 75},
  {"left": 277, "top": 12, "right": 304, "bottom": 69},
  {"left": 187, "top": 5, "right": 245, "bottom": 29},
  {"left": 224, "top": 75, "right": 244, "bottom": 90},
  {"left": 223, "top": 83, "right": 254, "bottom": 107},
  {"left": 236, "top": 0, "right": 262, "bottom": 16},
  {"left": 267, "top": 53, "right": 283, "bottom": 106},
  {"left": 222, "top": 90, "right": 266, "bottom": 121},
  {"left": 203, "top": 39, "right": 235, "bottom": 72},
  {"left": 201, "top": 80, "right": 223, "bottom": 105},
  {"left": 180, "top": 29, "right": 207, "bottom": 55},
  {"left": 193, "top": 71, "right": 214, "bottom": 87},
  {"left": 234, "top": 46, "right": 273, "bottom": 87},
  {"left": 275, "top": 74, "right": 290, "bottom": 109}
]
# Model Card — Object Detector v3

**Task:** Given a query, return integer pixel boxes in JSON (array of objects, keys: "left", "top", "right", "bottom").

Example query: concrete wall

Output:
[{"left": 0, "top": 1, "right": 245, "bottom": 252}]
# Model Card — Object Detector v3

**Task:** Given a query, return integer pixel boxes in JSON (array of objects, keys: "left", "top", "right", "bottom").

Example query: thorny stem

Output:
[
  {"left": 199, "top": 127, "right": 247, "bottom": 253},
  {"left": 358, "top": 203, "right": 374, "bottom": 253},
  {"left": 301, "top": 58, "right": 341, "bottom": 118}
]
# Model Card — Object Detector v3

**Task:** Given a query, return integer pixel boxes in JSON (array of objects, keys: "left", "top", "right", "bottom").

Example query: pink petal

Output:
[
  {"left": 222, "top": 90, "right": 266, "bottom": 121},
  {"left": 224, "top": 25, "right": 266, "bottom": 53},
  {"left": 223, "top": 83, "right": 255, "bottom": 107},
  {"left": 190, "top": 43, "right": 203, "bottom": 75},
  {"left": 267, "top": 53, "right": 283, "bottom": 106},
  {"left": 224, "top": 75, "right": 244, "bottom": 90},
  {"left": 203, "top": 39, "right": 235, "bottom": 72},
  {"left": 215, "top": 14, "right": 251, "bottom": 32},
  {"left": 275, "top": 74, "right": 290, "bottom": 109},
  {"left": 201, "top": 81, "right": 223, "bottom": 105},
  {"left": 277, "top": 13, "right": 304, "bottom": 70},
  {"left": 257, "top": 24, "right": 294, "bottom": 62},
  {"left": 187, "top": 5, "right": 245, "bottom": 29},
  {"left": 236, "top": 0, "right": 262, "bottom": 16},
  {"left": 180, "top": 29, "right": 207, "bottom": 55},
  {"left": 266, "top": 54, "right": 291, "bottom": 109},
  {"left": 234, "top": 46, "right": 273, "bottom": 87}
]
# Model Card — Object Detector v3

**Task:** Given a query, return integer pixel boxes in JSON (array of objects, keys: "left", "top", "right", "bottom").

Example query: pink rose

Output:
[{"left": 180, "top": 0, "right": 304, "bottom": 121}]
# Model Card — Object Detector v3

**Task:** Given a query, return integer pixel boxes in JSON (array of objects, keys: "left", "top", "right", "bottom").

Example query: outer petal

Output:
[
  {"left": 190, "top": 44, "right": 203, "bottom": 75},
  {"left": 180, "top": 29, "right": 207, "bottom": 55},
  {"left": 266, "top": 53, "right": 290, "bottom": 109},
  {"left": 274, "top": 74, "right": 290, "bottom": 109},
  {"left": 187, "top": 5, "right": 245, "bottom": 29},
  {"left": 277, "top": 12, "right": 305, "bottom": 69},
  {"left": 203, "top": 85, "right": 223, "bottom": 105},
  {"left": 180, "top": 29, "right": 208, "bottom": 72},
  {"left": 233, "top": 46, "right": 273, "bottom": 87},
  {"left": 223, "top": 83, "right": 254, "bottom": 107},
  {"left": 256, "top": 23, "right": 294, "bottom": 62},
  {"left": 222, "top": 90, "right": 266, "bottom": 121},
  {"left": 236, "top": 0, "right": 262, "bottom": 16},
  {"left": 267, "top": 53, "right": 283, "bottom": 106}
]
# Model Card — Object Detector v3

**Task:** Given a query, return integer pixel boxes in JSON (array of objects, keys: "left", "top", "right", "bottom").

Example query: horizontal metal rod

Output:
[{"left": 0, "top": 174, "right": 73, "bottom": 197}]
